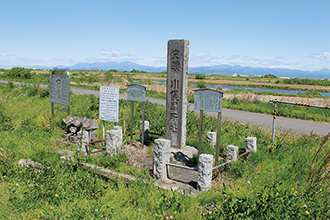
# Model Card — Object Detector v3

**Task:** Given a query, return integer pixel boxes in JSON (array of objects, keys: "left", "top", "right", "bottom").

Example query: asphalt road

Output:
[{"left": 1, "top": 80, "right": 329, "bottom": 136}]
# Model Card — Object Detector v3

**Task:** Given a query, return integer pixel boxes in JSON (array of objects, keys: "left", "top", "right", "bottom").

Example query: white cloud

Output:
[
  {"left": 309, "top": 52, "right": 330, "bottom": 62},
  {"left": 99, "top": 48, "right": 136, "bottom": 57}
]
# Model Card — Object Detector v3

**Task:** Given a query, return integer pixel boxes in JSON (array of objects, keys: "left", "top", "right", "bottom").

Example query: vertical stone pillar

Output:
[
  {"left": 246, "top": 137, "right": 257, "bottom": 152},
  {"left": 197, "top": 154, "right": 213, "bottom": 191},
  {"left": 166, "top": 39, "right": 189, "bottom": 149},
  {"left": 226, "top": 145, "right": 239, "bottom": 161},
  {"left": 106, "top": 127, "right": 123, "bottom": 155},
  {"left": 140, "top": 121, "right": 149, "bottom": 144},
  {"left": 77, "top": 130, "right": 89, "bottom": 154},
  {"left": 153, "top": 138, "right": 171, "bottom": 180},
  {"left": 206, "top": 132, "right": 217, "bottom": 146}
]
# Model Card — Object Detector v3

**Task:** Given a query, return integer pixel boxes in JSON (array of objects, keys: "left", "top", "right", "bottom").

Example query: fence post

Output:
[
  {"left": 246, "top": 137, "right": 257, "bottom": 152},
  {"left": 197, "top": 154, "right": 213, "bottom": 191},
  {"left": 226, "top": 145, "right": 239, "bottom": 161},
  {"left": 272, "top": 101, "right": 277, "bottom": 142},
  {"left": 106, "top": 126, "right": 123, "bottom": 155},
  {"left": 153, "top": 138, "right": 171, "bottom": 180},
  {"left": 140, "top": 121, "right": 149, "bottom": 145}
]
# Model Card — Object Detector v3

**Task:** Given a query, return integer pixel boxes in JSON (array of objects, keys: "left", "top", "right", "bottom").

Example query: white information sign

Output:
[
  {"left": 49, "top": 74, "right": 70, "bottom": 106},
  {"left": 127, "top": 84, "right": 146, "bottom": 102},
  {"left": 194, "top": 89, "right": 224, "bottom": 112},
  {"left": 99, "top": 86, "right": 119, "bottom": 122}
]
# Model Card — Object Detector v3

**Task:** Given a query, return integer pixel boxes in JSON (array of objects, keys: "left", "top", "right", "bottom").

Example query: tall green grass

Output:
[{"left": 0, "top": 83, "right": 329, "bottom": 219}]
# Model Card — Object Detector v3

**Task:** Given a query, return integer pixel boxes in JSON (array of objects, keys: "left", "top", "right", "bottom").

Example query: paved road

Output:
[{"left": 1, "top": 80, "right": 329, "bottom": 136}]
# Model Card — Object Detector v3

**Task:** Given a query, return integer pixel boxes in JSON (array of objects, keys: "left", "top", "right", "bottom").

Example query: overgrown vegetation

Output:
[{"left": 0, "top": 83, "right": 329, "bottom": 218}]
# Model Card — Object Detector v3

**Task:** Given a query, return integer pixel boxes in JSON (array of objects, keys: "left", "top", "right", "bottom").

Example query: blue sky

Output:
[{"left": 1, "top": 0, "right": 330, "bottom": 71}]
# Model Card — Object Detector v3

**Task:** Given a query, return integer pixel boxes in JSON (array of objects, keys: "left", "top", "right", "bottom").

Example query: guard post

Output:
[
  {"left": 49, "top": 69, "right": 70, "bottom": 117},
  {"left": 127, "top": 84, "right": 147, "bottom": 146},
  {"left": 194, "top": 88, "right": 224, "bottom": 164}
]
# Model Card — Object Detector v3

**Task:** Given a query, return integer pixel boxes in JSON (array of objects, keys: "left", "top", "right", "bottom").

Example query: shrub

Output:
[
  {"left": 195, "top": 74, "right": 206, "bottom": 79},
  {"left": 196, "top": 81, "right": 207, "bottom": 88}
]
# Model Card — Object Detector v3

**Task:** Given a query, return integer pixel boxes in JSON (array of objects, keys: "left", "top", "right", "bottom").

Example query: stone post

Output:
[
  {"left": 77, "top": 129, "right": 89, "bottom": 154},
  {"left": 245, "top": 137, "right": 257, "bottom": 152},
  {"left": 206, "top": 132, "right": 217, "bottom": 146},
  {"left": 106, "top": 127, "right": 123, "bottom": 155},
  {"left": 153, "top": 138, "right": 171, "bottom": 180},
  {"left": 140, "top": 121, "right": 149, "bottom": 145},
  {"left": 166, "top": 39, "right": 189, "bottom": 149},
  {"left": 197, "top": 154, "right": 213, "bottom": 191},
  {"left": 226, "top": 145, "right": 239, "bottom": 161}
]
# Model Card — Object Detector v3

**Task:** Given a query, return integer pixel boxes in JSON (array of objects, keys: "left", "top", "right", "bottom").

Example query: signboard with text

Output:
[
  {"left": 49, "top": 74, "right": 70, "bottom": 106},
  {"left": 127, "top": 84, "right": 146, "bottom": 102},
  {"left": 99, "top": 86, "right": 119, "bottom": 122},
  {"left": 194, "top": 88, "right": 224, "bottom": 113}
]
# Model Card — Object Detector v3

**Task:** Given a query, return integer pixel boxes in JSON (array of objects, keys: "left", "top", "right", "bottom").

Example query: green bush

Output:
[
  {"left": 7, "top": 67, "right": 34, "bottom": 79},
  {"left": 196, "top": 81, "right": 207, "bottom": 88}
]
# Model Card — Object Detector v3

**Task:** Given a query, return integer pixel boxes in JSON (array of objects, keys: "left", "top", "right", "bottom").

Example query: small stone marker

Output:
[
  {"left": 77, "top": 129, "right": 89, "bottom": 154},
  {"left": 245, "top": 137, "right": 257, "bottom": 152},
  {"left": 206, "top": 132, "right": 217, "bottom": 146},
  {"left": 226, "top": 145, "right": 239, "bottom": 161},
  {"left": 197, "top": 154, "right": 213, "bottom": 191},
  {"left": 140, "top": 121, "right": 149, "bottom": 144},
  {"left": 166, "top": 39, "right": 189, "bottom": 149},
  {"left": 153, "top": 138, "right": 171, "bottom": 180},
  {"left": 106, "top": 127, "right": 123, "bottom": 155}
]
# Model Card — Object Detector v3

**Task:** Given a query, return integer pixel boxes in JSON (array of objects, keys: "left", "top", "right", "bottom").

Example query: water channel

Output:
[{"left": 134, "top": 80, "right": 330, "bottom": 97}]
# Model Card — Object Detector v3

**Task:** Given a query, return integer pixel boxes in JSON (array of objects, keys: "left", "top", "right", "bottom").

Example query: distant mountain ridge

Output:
[{"left": 2, "top": 61, "right": 330, "bottom": 79}]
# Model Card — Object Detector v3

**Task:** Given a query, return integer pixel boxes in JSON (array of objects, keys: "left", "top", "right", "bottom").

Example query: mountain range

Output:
[{"left": 2, "top": 61, "right": 330, "bottom": 79}]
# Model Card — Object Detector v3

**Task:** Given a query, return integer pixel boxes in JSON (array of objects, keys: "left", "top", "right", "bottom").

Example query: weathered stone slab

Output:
[
  {"left": 206, "top": 132, "right": 216, "bottom": 146},
  {"left": 84, "top": 119, "right": 100, "bottom": 130},
  {"left": 106, "top": 128, "right": 123, "bottom": 155},
  {"left": 153, "top": 138, "right": 171, "bottom": 180},
  {"left": 166, "top": 39, "right": 189, "bottom": 149},
  {"left": 226, "top": 145, "right": 239, "bottom": 161},
  {"left": 245, "top": 137, "right": 257, "bottom": 152},
  {"left": 197, "top": 154, "right": 213, "bottom": 191}
]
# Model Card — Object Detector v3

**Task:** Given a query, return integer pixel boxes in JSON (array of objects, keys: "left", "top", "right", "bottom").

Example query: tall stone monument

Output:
[{"left": 166, "top": 39, "right": 189, "bottom": 149}]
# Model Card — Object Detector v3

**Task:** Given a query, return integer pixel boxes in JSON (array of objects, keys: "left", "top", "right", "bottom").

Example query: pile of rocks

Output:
[{"left": 61, "top": 115, "right": 100, "bottom": 144}]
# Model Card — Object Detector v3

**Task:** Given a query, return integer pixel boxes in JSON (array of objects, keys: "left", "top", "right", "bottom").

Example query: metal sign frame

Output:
[
  {"left": 127, "top": 84, "right": 147, "bottom": 147},
  {"left": 194, "top": 88, "right": 224, "bottom": 164},
  {"left": 49, "top": 69, "right": 70, "bottom": 116}
]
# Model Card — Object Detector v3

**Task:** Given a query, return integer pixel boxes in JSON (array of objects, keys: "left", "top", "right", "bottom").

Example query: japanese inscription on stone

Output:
[
  {"left": 49, "top": 74, "right": 70, "bottom": 106},
  {"left": 166, "top": 39, "right": 189, "bottom": 149},
  {"left": 127, "top": 84, "right": 146, "bottom": 102},
  {"left": 194, "top": 89, "right": 224, "bottom": 113},
  {"left": 99, "top": 86, "right": 119, "bottom": 122}
]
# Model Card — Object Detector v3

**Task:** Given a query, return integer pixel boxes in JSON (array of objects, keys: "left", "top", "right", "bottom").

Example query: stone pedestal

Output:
[
  {"left": 197, "top": 154, "right": 213, "bottom": 191},
  {"left": 140, "top": 121, "right": 149, "bottom": 144},
  {"left": 246, "top": 137, "right": 257, "bottom": 152},
  {"left": 226, "top": 145, "right": 239, "bottom": 161},
  {"left": 166, "top": 39, "right": 189, "bottom": 149},
  {"left": 206, "top": 132, "right": 216, "bottom": 146},
  {"left": 106, "top": 127, "right": 123, "bottom": 155},
  {"left": 153, "top": 138, "right": 171, "bottom": 180}
]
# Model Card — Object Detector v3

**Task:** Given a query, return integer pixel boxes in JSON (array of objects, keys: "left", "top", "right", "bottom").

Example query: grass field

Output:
[{"left": 0, "top": 82, "right": 329, "bottom": 219}]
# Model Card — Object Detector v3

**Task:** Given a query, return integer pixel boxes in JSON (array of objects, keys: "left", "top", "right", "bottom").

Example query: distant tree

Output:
[
  {"left": 195, "top": 74, "right": 206, "bottom": 79},
  {"left": 264, "top": 74, "right": 277, "bottom": 78},
  {"left": 7, "top": 67, "right": 33, "bottom": 79}
]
